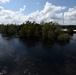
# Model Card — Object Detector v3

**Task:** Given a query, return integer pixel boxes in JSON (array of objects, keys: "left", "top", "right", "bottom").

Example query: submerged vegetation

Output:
[{"left": 0, "top": 21, "right": 73, "bottom": 42}]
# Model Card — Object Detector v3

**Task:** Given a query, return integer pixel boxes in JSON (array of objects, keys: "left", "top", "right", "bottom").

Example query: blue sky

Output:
[
  {"left": 0, "top": 0, "right": 76, "bottom": 24},
  {"left": 1, "top": 0, "right": 76, "bottom": 14}
]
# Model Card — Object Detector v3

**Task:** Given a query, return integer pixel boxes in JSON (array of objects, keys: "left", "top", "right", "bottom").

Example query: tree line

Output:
[{"left": 0, "top": 21, "right": 72, "bottom": 42}]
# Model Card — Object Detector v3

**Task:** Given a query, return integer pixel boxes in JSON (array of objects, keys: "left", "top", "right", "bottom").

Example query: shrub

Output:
[
  {"left": 48, "top": 31, "right": 55, "bottom": 40},
  {"left": 67, "top": 28, "right": 73, "bottom": 35},
  {"left": 57, "top": 34, "right": 71, "bottom": 42}
]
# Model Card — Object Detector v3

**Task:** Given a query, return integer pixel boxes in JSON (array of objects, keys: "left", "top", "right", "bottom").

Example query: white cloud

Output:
[
  {"left": 0, "top": 2, "right": 76, "bottom": 25},
  {"left": 64, "top": 6, "right": 76, "bottom": 24},
  {"left": 0, "top": 6, "right": 4, "bottom": 11},
  {"left": 0, "top": 0, "right": 9, "bottom": 3},
  {"left": 37, "top": 2, "right": 39, "bottom": 5},
  {"left": 0, "top": 5, "right": 26, "bottom": 24},
  {"left": 19, "top": 5, "right": 26, "bottom": 13},
  {"left": 24, "top": 2, "right": 66, "bottom": 24}
]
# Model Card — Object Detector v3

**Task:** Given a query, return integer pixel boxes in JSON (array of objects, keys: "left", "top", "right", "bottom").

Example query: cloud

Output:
[
  {"left": 64, "top": 6, "right": 76, "bottom": 24},
  {"left": 37, "top": 2, "right": 39, "bottom": 5},
  {"left": 24, "top": 2, "right": 66, "bottom": 24},
  {"left": 0, "top": 0, "right": 9, "bottom": 3},
  {"left": 19, "top": 5, "right": 26, "bottom": 13},
  {"left": 0, "top": 2, "right": 76, "bottom": 25},
  {"left": 0, "top": 5, "right": 26, "bottom": 24},
  {"left": 64, "top": 6, "right": 76, "bottom": 20},
  {"left": 0, "top": 6, "right": 4, "bottom": 11}
]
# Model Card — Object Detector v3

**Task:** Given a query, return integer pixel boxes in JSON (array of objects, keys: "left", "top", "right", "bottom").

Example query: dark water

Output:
[{"left": 0, "top": 34, "right": 76, "bottom": 75}]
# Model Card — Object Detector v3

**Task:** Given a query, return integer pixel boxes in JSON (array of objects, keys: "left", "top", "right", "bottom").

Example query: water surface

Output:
[{"left": 0, "top": 34, "right": 76, "bottom": 75}]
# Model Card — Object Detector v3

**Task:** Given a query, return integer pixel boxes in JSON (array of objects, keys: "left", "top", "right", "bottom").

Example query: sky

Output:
[{"left": 0, "top": 0, "right": 76, "bottom": 25}]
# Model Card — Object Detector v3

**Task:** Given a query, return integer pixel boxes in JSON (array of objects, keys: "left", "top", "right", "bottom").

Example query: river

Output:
[{"left": 0, "top": 34, "right": 76, "bottom": 75}]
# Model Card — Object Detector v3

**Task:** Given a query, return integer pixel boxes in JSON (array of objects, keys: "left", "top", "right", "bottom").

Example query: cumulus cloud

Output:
[
  {"left": 0, "top": 5, "right": 26, "bottom": 24},
  {"left": 0, "top": 2, "right": 66, "bottom": 24},
  {"left": 0, "top": 2, "right": 76, "bottom": 25},
  {"left": 0, "top": 6, "right": 4, "bottom": 11},
  {"left": 64, "top": 6, "right": 76, "bottom": 24},
  {"left": 64, "top": 7, "right": 76, "bottom": 20},
  {"left": 0, "top": 0, "right": 9, "bottom": 3},
  {"left": 24, "top": 2, "right": 66, "bottom": 24}
]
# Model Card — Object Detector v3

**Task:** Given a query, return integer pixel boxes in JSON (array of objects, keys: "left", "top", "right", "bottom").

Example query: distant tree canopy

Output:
[{"left": 0, "top": 21, "right": 73, "bottom": 41}]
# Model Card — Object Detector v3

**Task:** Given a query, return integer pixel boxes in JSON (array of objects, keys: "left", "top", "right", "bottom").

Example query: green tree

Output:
[
  {"left": 67, "top": 27, "right": 73, "bottom": 35},
  {"left": 57, "top": 34, "right": 71, "bottom": 42},
  {"left": 42, "top": 23, "right": 51, "bottom": 38}
]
